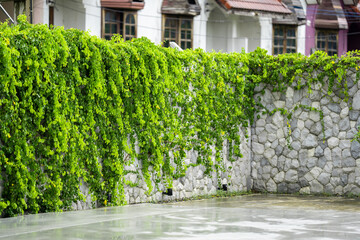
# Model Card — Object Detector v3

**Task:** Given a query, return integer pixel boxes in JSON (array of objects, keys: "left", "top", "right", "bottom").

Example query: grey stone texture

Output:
[
  {"left": 55, "top": 79, "right": 360, "bottom": 212},
  {"left": 252, "top": 82, "right": 360, "bottom": 195}
]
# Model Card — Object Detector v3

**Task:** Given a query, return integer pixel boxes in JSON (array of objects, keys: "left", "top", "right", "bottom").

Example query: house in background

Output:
[
  {"left": 0, "top": 0, "right": 359, "bottom": 55},
  {"left": 204, "top": 0, "right": 304, "bottom": 54},
  {"left": 305, "top": 0, "right": 360, "bottom": 56}
]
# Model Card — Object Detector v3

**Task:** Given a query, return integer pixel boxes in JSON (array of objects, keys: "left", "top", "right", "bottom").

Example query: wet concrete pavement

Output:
[{"left": 1, "top": 194, "right": 360, "bottom": 240}]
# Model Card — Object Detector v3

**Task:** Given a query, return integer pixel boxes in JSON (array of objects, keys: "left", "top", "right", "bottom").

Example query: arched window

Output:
[
  {"left": 102, "top": 9, "right": 137, "bottom": 41},
  {"left": 125, "top": 13, "right": 136, "bottom": 41},
  {"left": 163, "top": 15, "right": 193, "bottom": 49}
]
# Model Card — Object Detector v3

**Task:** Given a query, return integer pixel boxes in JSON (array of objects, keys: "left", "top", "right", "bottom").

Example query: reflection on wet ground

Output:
[{"left": 1, "top": 194, "right": 360, "bottom": 240}]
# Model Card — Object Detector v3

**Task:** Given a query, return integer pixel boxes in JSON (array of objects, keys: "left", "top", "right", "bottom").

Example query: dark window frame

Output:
[
  {"left": 102, "top": 8, "right": 137, "bottom": 41},
  {"left": 273, "top": 25, "right": 297, "bottom": 55},
  {"left": 162, "top": 15, "right": 193, "bottom": 50},
  {"left": 316, "top": 29, "right": 338, "bottom": 56}
]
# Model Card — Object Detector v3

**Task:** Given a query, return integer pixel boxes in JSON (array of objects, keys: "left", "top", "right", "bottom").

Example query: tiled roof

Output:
[
  {"left": 101, "top": 0, "right": 145, "bottom": 10},
  {"left": 273, "top": 0, "right": 305, "bottom": 25},
  {"left": 315, "top": 0, "right": 348, "bottom": 29},
  {"left": 161, "top": 0, "right": 201, "bottom": 16},
  {"left": 217, "top": 0, "right": 292, "bottom": 14}
]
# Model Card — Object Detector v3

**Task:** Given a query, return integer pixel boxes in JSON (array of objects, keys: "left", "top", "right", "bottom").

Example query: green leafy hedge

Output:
[{"left": 0, "top": 16, "right": 359, "bottom": 217}]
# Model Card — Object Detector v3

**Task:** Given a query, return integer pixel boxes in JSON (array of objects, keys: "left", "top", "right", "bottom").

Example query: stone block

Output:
[
  {"left": 314, "top": 146, "right": 324, "bottom": 157},
  {"left": 310, "top": 122, "right": 322, "bottom": 136},
  {"left": 328, "top": 103, "right": 341, "bottom": 113},
  {"left": 342, "top": 149, "right": 351, "bottom": 158},
  {"left": 286, "top": 87, "right": 294, "bottom": 99},
  {"left": 292, "top": 128, "right": 301, "bottom": 140},
  {"left": 306, "top": 157, "right": 317, "bottom": 168},
  {"left": 291, "top": 159, "right": 300, "bottom": 169},
  {"left": 324, "top": 162, "right": 333, "bottom": 174},
  {"left": 347, "top": 129, "right": 357, "bottom": 139},
  {"left": 257, "top": 119, "right": 266, "bottom": 127},
  {"left": 268, "top": 134, "right": 277, "bottom": 143},
  {"left": 334, "top": 185, "right": 343, "bottom": 195},
  {"left": 258, "top": 131, "right": 268, "bottom": 143},
  {"left": 340, "top": 107, "right": 349, "bottom": 118},
  {"left": 351, "top": 140, "right": 360, "bottom": 159},
  {"left": 265, "top": 124, "right": 277, "bottom": 134},
  {"left": 291, "top": 141, "right": 301, "bottom": 151},
  {"left": 288, "top": 150, "right": 298, "bottom": 159},
  {"left": 323, "top": 115, "right": 333, "bottom": 128},
  {"left": 299, "top": 186, "right": 310, "bottom": 194},
  {"left": 330, "top": 177, "right": 341, "bottom": 187},
  {"left": 277, "top": 129, "right": 285, "bottom": 139},
  {"left": 338, "top": 131, "right": 346, "bottom": 140},
  {"left": 275, "top": 145, "right": 284, "bottom": 156},
  {"left": 285, "top": 169, "right": 298, "bottom": 182},
  {"left": 324, "top": 147, "right": 332, "bottom": 161},
  {"left": 266, "top": 179, "right": 277, "bottom": 192},
  {"left": 339, "top": 117, "right": 350, "bottom": 131},
  {"left": 318, "top": 172, "right": 331, "bottom": 185},
  {"left": 352, "top": 90, "right": 360, "bottom": 110},
  {"left": 310, "top": 167, "right": 322, "bottom": 179},
  {"left": 299, "top": 149, "right": 308, "bottom": 166},
  {"left": 277, "top": 183, "right": 287, "bottom": 193},
  {"left": 297, "top": 120, "right": 305, "bottom": 130},
  {"left": 309, "top": 111, "right": 321, "bottom": 122},
  {"left": 253, "top": 142, "right": 265, "bottom": 155},
  {"left": 274, "top": 171, "right": 285, "bottom": 183},
  {"left": 328, "top": 137, "right": 339, "bottom": 149},
  {"left": 324, "top": 184, "right": 334, "bottom": 194},
  {"left": 317, "top": 156, "right": 327, "bottom": 168},
  {"left": 299, "top": 111, "right": 309, "bottom": 121},
  {"left": 271, "top": 168, "right": 279, "bottom": 178},
  {"left": 310, "top": 180, "right": 324, "bottom": 193},
  {"left": 305, "top": 119, "right": 314, "bottom": 130},
  {"left": 330, "top": 113, "right": 340, "bottom": 125},
  {"left": 288, "top": 183, "right": 301, "bottom": 193},
  {"left": 349, "top": 110, "right": 360, "bottom": 121},
  {"left": 302, "top": 134, "right": 318, "bottom": 149},
  {"left": 343, "top": 158, "right": 356, "bottom": 168},
  {"left": 271, "top": 139, "right": 279, "bottom": 149},
  {"left": 272, "top": 111, "right": 284, "bottom": 128},
  {"left": 339, "top": 140, "right": 351, "bottom": 149},
  {"left": 340, "top": 174, "right": 348, "bottom": 186}
]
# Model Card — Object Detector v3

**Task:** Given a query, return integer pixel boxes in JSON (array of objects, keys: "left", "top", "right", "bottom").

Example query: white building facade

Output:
[{"left": 17, "top": 0, "right": 307, "bottom": 55}]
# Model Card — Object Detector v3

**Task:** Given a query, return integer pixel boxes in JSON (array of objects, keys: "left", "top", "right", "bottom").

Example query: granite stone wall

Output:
[
  {"left": 251, "top": 75, "right": 360, "bottom": 195},
  {"left": 5, "top": 75, "right": 360, "bottom": 212},
  {"left": 71, "top": 127, "right": 252, "bottom": 210},
  {"left": 67, "top": 74, "right": 360, "bottom": 211}
]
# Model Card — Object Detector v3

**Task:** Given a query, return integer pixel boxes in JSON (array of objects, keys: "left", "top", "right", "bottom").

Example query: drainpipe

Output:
[
  {"left": 30, "top": 0, "right": 33, "bottom": 23},
  {"left": 0, "top": 4, "right": 15, "bottom": 23}
]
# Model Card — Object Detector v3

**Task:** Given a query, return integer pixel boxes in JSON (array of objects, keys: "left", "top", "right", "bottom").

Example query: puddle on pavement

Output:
[
  {"left": 167, "top": 194, "right": 360, "bottom": 212},
  {"left": 1, "top": 194, "right": 360, "bottom": 240}
]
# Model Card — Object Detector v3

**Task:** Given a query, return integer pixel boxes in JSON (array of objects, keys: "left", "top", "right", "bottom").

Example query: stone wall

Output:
[
  {"left": 72, "top": 127, "right": 252, "bottom": 210},
  {"left": 59, "top": 74, "right": 360, "bottom": 211},
  {"left": 251, "top": 75, "right": 360, "bottom": 195},
  {"left": 4, "top": 75, "right": 360, "bottom": 213}
]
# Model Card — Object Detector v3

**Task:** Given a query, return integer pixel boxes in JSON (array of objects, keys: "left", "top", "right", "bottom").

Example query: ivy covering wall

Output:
[{"left": 0, "top": 16, "right": 359, "bottom": 217}]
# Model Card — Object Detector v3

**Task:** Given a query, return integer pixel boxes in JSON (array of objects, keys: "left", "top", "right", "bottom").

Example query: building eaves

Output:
[
  {"left": 101, "top": 0, "right": 145, "bottom": 10},
  {"left": 216, "top": 0, "right": 292, "bottom": 15},
  {"left": 161, "top": 0, "right": 201, "bottom": 16}
]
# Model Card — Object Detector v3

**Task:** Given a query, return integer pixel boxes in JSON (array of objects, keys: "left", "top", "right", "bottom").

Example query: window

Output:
[
  {"left": 102, "top": 9, "right": 136, "bottom": 41},
  {"left": 273, "top": 25, "right": 297, "bottom": 55},
  {"left": 316, "top": 30, "right": 338, "bottom": 56},
  {"left": 163, "top": 15, "right": 193, "bottom": 50}
]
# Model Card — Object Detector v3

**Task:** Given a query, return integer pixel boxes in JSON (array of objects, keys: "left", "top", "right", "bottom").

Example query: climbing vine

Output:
[{"left": 0, "top": 16, "right": 359, "bottom": 217}]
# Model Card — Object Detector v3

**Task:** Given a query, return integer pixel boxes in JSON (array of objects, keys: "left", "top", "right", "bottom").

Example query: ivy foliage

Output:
[{"left": 0, "top": 16, "right": 359, "bottom": 217}]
